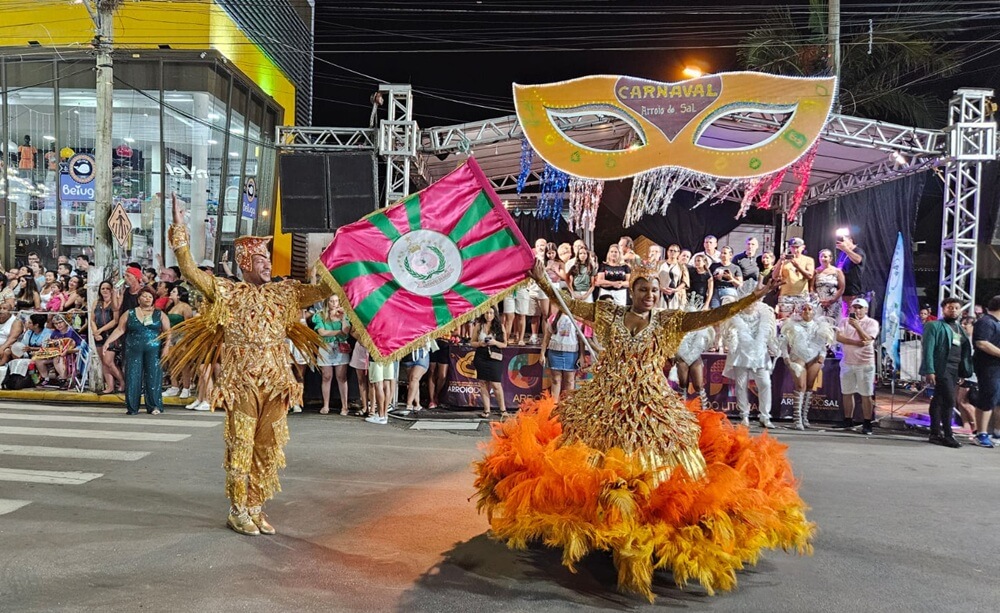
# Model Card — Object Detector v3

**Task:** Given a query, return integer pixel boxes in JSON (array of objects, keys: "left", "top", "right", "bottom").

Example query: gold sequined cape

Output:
[{"left": 164, "top": 224, "right": 330, "bottom": 410}]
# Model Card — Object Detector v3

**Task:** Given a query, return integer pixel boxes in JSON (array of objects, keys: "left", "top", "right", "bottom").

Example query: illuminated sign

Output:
[{"left": 59, "top": 153, "right": 96, "bottom": 201}]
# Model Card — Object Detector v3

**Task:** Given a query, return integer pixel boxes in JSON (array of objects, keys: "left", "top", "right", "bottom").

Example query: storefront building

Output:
[{"left": 0, "top": 0, "right": 314, "bottom": 275}]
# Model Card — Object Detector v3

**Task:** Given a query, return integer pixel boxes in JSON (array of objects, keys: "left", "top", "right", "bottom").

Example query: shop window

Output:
[
  {"left": 161, "top": 62, "right": 229, "bottom": 267},
  {"left": 219, "top": 83, "right": 249, "bottom": 259},
  {"left": 6, "top": 59, "right": 58, "bottom": 270}
]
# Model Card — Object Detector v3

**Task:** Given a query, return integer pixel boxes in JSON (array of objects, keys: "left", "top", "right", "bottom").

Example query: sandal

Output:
[
  {"left": 340, "top": 409, "right": 349, "bottom": 416},
  {"left": 319, "top": 408, "right": 330, "bottom": 415},
  {"left": 479, "top": 411, "right": 492, "bottom": 419},
  {"left": 499, "top": 411, "right": 510, "bottom": 420}
]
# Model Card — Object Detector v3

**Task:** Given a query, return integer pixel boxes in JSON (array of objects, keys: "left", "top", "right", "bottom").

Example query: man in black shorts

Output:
[{"left": 972, "top": 295, "right": 1000, "bottom": 447}]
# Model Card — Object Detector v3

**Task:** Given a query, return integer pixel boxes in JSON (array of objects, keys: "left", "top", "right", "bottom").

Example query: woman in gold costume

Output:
[
  {"left": 165, "top": 195, "right": 330, "bottom": 537},
  {"left": 474, "top": 260, "right": 814, "bottom": 601}
]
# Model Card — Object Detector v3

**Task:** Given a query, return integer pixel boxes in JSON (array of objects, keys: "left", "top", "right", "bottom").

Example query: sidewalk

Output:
[
  {"left": 0, "top": 389, "right": 192, "bottom": 408},
  {"left": 0, "top": 385, "right": 936, "bottom": 428}
]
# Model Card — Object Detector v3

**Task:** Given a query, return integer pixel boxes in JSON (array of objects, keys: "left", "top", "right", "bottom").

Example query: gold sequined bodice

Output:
[{"left": 544, "top": 289, "right": 760, "bottom": 481}]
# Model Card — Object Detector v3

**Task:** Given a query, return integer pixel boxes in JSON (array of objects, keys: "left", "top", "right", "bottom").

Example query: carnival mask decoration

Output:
[{"left": 514, "top": 72, "right": 836, "bottom": 180}]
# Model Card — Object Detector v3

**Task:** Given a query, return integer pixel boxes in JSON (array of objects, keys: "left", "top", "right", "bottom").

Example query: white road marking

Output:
[
  {"left": 408, "top": 421, "right": 481, "bottom": 430},
  {"left": 0, "top": 468, "right": 103, "bottom": 485},
  {"left": 0, "top": 426, "right": 189, "bottom": 442},
  {"left": 0, "top": 413, "right": 219, "bottom": 428},
  {"left": 0, "top": 499, "right": 32, "bottom": 515},
  {"left": 0, "top": 444, "right": 149, "bottom": 461}
]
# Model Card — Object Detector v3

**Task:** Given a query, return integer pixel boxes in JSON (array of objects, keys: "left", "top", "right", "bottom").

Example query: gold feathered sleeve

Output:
[
  {"left": 168, "top": 223, "right": 216, "bottom": 302},
  {"left": 672, "top": 292, "right": 760, "bottom": 333},
  {"left": 162, "top": 223, "right": 226, "bottom": 378},
  {"left": 534, "top": 280, "right": 620, "bottom": 345},
  {"left": 295, "top": 275, "right": 333, "bottom": 309},
  {"left": 283, "top": 281, "right": 325, "bottom": 368}
]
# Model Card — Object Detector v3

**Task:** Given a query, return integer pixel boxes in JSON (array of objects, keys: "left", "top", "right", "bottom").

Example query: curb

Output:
[{"left": 0, "top": 389, "right": 191, "bottom": 408}]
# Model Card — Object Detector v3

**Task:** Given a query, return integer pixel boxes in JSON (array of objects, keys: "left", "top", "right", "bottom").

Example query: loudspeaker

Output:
[
  {"left": 326, "top": 152, "right": 378, "bottom": 228},
  {"left": 279, "top": 154, "right": 330, "bottom": 232},
  {"left": 279, "top": 152, "right": 377, "bottom": 233}
]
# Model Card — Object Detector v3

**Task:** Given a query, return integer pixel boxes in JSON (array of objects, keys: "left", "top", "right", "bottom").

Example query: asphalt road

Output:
[{"left": 0, "top": 401, "right": 998, "bottom": 612}]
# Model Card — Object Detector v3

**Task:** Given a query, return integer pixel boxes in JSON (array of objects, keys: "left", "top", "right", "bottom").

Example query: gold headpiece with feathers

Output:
[{"left": 631, "top": 259, "right": 660, "bottom": 283}]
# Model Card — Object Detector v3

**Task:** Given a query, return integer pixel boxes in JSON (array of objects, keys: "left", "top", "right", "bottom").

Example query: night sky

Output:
[
  {"left": 310, "top": 0, "right": 1000, "bottom": 294},
  {"left": 312, "top": 0, "right": 1000, "bottom": 128}
]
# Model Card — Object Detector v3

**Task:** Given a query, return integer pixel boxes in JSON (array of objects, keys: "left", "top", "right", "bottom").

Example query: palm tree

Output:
[{"left": 737, "top": 0, "right": 961, "bottom": 127}]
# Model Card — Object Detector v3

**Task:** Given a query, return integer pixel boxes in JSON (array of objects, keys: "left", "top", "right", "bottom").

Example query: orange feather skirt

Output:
[{"left": 473, "top": 396, "right": 815, "bottom": 601}]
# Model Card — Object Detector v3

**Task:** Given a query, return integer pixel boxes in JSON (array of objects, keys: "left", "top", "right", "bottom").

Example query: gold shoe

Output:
[
  {"left": 250, "top": 510, "right": 276, "bottom": 535},
  {"left": 227, "top": 511, "right": 261, "bottom": 536}
]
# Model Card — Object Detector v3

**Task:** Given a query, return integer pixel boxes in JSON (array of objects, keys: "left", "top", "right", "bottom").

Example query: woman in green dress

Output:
[{"left": 104, "top": 286, "right": 171, "bottom": 415}]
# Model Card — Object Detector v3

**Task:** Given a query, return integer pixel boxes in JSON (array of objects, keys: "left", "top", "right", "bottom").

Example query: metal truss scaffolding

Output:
[
  {"left": 276, "top": 85, "right": 417, "bottom": 210},
  {"left": 418, "top": 111, "right": 952, "bottom": 206},
  {"left": 378, "top": 84, "right": 417, "bottom": 207},
  {"left": 938, "top": 88, "right": 997, "bottom": 311},
  {"left": 276, "top": 85, "right": 1000, "bottom": 285}
]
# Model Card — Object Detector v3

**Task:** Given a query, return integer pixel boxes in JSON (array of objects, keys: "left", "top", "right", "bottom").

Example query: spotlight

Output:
[
  {"left": 891, "top": 151, "right": 907, "bottom": 165},
  {"left": 682, "top": 66, "right": 704, "bottom": 79}
]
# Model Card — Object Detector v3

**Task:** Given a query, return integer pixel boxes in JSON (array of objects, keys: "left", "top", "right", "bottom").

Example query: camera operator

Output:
[
  {"left": 836, "top": 230, "right": 865, "bottom": 308},
  {"left": 836, "top": 298, "right": 880, "bottom": 434}
]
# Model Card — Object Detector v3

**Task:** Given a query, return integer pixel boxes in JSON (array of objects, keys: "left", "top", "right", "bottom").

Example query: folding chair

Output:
[{"left": 68, "top": 342, "right": 91, "bottom": 392}]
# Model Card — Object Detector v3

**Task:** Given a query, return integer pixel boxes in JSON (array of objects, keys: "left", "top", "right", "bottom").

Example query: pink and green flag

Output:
[{"left": 317, "top": 158, "right": 534, "bottom": 362}]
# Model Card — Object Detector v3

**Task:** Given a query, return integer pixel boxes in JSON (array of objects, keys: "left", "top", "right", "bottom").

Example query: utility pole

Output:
[
  {"left": 827, "top": 0, "right": 841, "bottom": 251},
  {"left": 828, "top": 0, "right": 841, "bottom": 79},
  {"left": 85, "top": 0, "right": 123, "bottom": 275},
  {"left": 82, "top": 0, "right": 122, "bottom": 391}
]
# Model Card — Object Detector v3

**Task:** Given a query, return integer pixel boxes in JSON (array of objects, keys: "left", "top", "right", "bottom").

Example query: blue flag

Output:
[{"left": 881, "top": 232, "right": 905, "bottom": 369}]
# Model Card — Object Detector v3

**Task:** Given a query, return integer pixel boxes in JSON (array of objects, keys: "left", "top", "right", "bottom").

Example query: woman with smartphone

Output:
[
  {"left": 472, "top": 306, "right": 507, "bottom": 419},
  {"left": 313, "top": 294, "right": 352, "bottom": 415}
]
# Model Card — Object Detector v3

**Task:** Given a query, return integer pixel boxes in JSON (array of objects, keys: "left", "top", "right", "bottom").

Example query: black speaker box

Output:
[{"left": 279, "top": 152, "right": 377, "bottom": 232}]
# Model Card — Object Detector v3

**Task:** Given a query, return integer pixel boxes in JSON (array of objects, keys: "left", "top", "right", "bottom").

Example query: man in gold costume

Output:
[{"left": 167, "top": 194, "right": 329, "bottom": 536}]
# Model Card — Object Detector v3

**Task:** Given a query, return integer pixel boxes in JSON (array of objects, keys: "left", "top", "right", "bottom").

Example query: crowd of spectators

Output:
[
  {"left": 514, "top": 230, "right": 884, "bottom": 431},
  {"left": 0, "top": 250, "right": 236, "bottom": 414},
  {"left": 4, "top": 230, "right": 997, "bottom": 445}
]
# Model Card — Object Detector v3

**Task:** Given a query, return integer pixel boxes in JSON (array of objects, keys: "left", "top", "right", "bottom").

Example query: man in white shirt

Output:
[
  {"left": 693, "top": 234, "right": 722, "bottom": 265},
  {"left": 836, "top": 298, "right": 880, "bottom": 434}
]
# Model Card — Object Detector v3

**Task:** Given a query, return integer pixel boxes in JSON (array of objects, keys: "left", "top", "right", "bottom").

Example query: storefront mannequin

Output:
[{"left": 18, "top": 135, "right": 37, "bottom": 176}]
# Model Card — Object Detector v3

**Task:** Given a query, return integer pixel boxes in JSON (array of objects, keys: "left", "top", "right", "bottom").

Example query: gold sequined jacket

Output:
[{"left": 165, "top": 224, "right": 330, "bottom": 409}]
